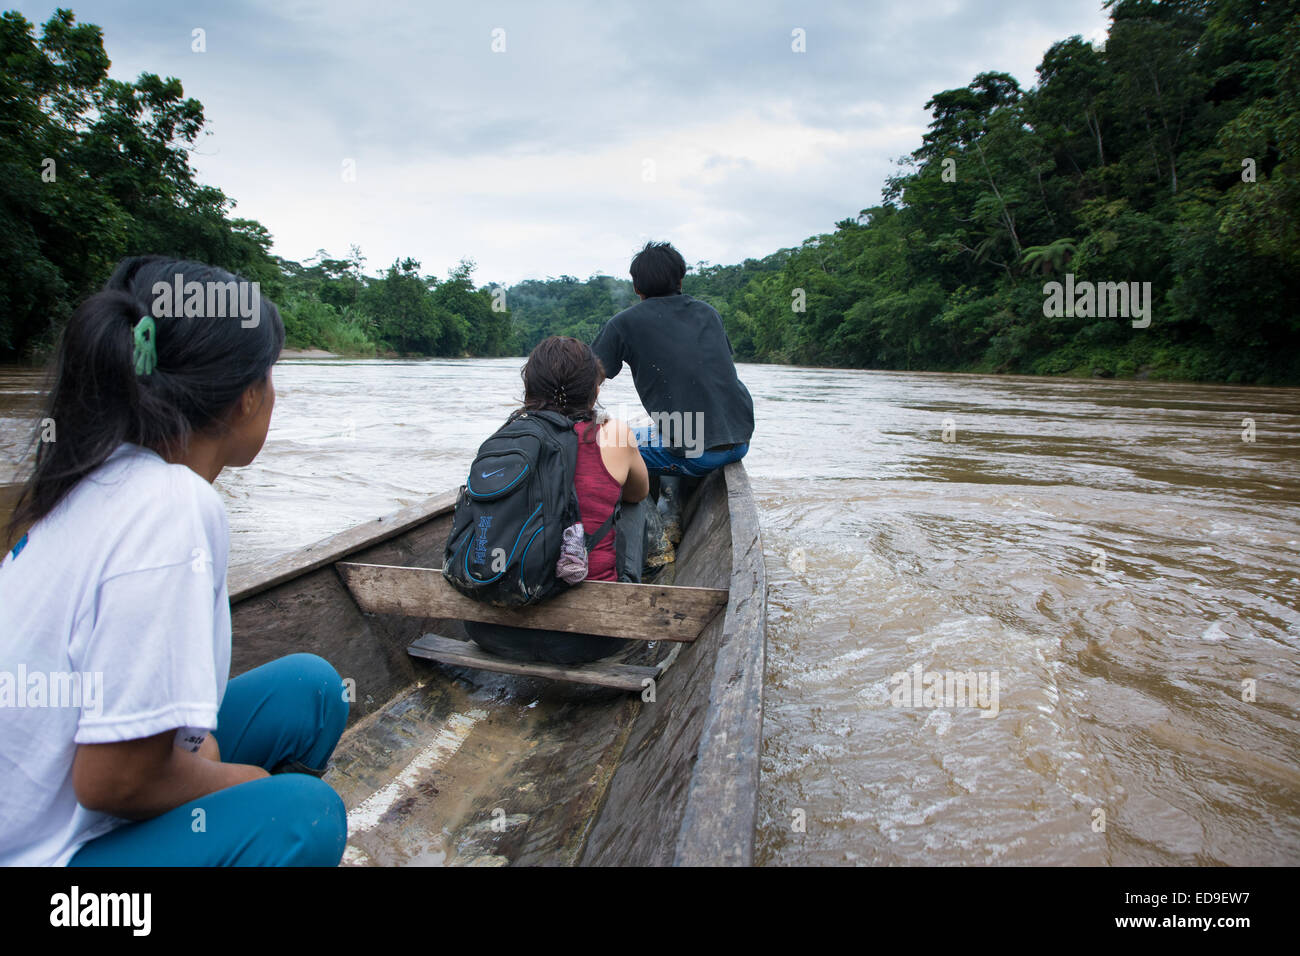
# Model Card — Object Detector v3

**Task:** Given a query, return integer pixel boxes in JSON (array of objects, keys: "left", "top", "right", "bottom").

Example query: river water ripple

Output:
[{"left": 2, "top": 359, "right": 1296, "bottom": 865}]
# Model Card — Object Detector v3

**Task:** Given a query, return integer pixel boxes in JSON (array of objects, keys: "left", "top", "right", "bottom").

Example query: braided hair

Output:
[{"left": 516, "top": 336, "right": 605, "bottom": 442}]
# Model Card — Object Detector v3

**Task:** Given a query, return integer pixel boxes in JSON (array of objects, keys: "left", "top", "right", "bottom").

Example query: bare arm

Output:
[
  {"left": 597, "top": 419, "right": 649, "bottom": 502},
  {"left": 617, "top": 422, "right": 650, "bottom": 503},
  {"left": 73, "top": 731, "right": 269, "bottom": 820},
  {"left": 196, "top": 733, "right": 220, "bottom": 762},
  {"left": 622, "top": 451, "right": 649, "bottom": 503}
]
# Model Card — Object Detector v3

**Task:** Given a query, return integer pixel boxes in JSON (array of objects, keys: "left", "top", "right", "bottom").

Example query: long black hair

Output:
[
  {"left": 5, "top": 255, "right": 284, "bottom": 545},
  {"left": 515, "top": 336, "right": 605, "bottom": 442}
]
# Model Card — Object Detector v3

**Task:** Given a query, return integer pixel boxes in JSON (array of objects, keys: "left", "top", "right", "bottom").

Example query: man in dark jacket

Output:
[
  {"left": 591, "top": 241, "right": 754, "bottom": 477},
  {"left": 591, "top": 241, "right": 754, "bottom": 552}
]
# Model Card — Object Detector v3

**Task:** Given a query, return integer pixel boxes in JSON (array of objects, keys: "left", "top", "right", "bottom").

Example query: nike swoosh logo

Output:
[{"left": 481, "top": 468, "right": 506, "bottom": 478}]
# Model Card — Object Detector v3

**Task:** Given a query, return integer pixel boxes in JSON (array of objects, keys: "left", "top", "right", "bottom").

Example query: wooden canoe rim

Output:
[{"left": 228, "top": 488, "right": 460, "bottom": 602}]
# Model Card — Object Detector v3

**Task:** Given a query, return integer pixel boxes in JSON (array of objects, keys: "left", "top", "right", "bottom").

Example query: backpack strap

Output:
[
  {"left": 584, "top": 501, "right": 620, "bottom": 551},
  {"left": 532, "top": 410, "right": 616, "bottom": 551}
]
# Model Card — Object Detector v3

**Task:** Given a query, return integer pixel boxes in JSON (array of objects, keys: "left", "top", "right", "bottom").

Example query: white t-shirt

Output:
[{"left": 0, "top": 443, "right": 231, "bottom": 866}]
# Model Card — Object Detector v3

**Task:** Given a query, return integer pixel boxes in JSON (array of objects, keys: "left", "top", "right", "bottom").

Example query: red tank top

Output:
[{"left": 573, "top": 420, "right": 621, "bottom": 582}]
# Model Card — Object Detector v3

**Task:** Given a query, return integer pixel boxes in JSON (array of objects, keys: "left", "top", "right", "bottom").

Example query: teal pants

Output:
[{"left": 68, "top": 653, "right": 349, "bottom": 867}]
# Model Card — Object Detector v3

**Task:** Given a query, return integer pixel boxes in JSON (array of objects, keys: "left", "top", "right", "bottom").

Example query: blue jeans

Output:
[
  {"left": 631, "top": 425, "right": 749, "bottom": 477},
  {"left": 68, "top": 653, "right": 349, "bottom": 867}
]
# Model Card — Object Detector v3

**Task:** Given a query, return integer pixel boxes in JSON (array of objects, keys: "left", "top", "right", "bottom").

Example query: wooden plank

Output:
[
  {"left": 672, "top": 461, "right": 767, "bottom": 867},
  {"left": 1, "top": 483, "right": 25, "bottom": 552},
  {"left": 408, "top": 634, "right": 659, "bottom": 692},
  {"left": 228, "top": 490, "right": 459, "bottom": 602},
  {"left": 336, "top": 562, "right": 728, "bottom": 643},
  {"left": 576, "top": 468, "right": 734, "bottom": 866}
]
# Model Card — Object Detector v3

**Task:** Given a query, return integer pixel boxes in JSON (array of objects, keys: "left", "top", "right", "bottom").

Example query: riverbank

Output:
[{"left": 279, "top": 348, "right": 340, "bottom": 359}]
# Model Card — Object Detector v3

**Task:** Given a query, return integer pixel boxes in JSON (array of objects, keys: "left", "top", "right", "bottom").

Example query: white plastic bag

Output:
[{"left": 556, "top": 522, "right": 588, "bottom": 584}]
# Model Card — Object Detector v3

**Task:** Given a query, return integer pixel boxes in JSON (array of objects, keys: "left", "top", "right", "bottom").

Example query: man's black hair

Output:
[{"left": 629, "top": 241, "right": 686, "bottom": 298}]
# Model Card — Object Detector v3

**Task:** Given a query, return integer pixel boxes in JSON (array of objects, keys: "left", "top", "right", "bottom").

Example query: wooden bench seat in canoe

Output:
[{"left": 335, "top": 561, "right": 729, "bottom": 689}]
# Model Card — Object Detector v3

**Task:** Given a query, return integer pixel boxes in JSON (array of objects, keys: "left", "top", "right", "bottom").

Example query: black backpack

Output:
[{"left": 442, "top": 410, "right": 618, "bottom": 607}]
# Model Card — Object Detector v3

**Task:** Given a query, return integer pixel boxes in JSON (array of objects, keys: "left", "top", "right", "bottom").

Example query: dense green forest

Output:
[
  {"left": 689, "top": 0, "right": 1300, "bottom": 383},
  {"left": 2, "top": 1, "right": 1297, "bottom": 382},
  {"left": 0, "top": 8, "right": 512, "bottom": 360}
]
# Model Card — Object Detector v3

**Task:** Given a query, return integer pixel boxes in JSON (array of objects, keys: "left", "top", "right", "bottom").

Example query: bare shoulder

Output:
[{"left": 597, "top": 417, "right": 635, "bottom": 449}]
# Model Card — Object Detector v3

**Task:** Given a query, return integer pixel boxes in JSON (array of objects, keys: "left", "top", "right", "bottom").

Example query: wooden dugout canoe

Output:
[{"left": 226, "top": 461, "right": 766, "bottom": 866}]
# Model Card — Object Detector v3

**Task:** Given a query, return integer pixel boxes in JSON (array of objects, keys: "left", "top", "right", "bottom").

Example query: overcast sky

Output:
[{"left": 16, "top": 0, "right": 1110, "bottom": 286}]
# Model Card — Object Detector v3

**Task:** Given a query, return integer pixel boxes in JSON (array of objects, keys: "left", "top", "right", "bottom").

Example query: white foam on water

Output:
[
  {"left": 922, "top": 709, "right": 953, "bottom": 736},
  {"left": 1201, "top": 620, "right": 1229, "bottom": 642},
  {"left": 783, "top": 644, "right": 878, "bottom": 690}
]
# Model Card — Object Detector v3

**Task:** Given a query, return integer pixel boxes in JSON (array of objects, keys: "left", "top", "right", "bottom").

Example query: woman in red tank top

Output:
[
  {"left": 573, "top": 419, "right": 622, "bottom": 581},
  {"left": 466, "top": 336, "right": 649, "bottom": 664},
  {"left": 522, "top": 336, "right": 649, "bottom": 584}
]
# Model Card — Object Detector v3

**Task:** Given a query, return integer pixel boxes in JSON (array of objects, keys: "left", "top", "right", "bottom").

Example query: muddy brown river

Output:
[{"left": 3, "top": 359, "right": 1297, "bottom": 865}]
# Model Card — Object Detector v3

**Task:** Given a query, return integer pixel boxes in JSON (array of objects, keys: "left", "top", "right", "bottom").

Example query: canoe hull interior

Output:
[{"left": 228, "top": 462, "right": 765, "bottom": 865}]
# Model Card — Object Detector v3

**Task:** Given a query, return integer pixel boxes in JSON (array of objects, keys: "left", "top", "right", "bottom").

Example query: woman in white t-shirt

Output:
[{"left": 0, "top": 255, "right": 349, "bottom": 866}]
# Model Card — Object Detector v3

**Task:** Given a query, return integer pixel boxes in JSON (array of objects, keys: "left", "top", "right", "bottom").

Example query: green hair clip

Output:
[{"left": 133, "top": 314, "right": 156, "bottom": 376}]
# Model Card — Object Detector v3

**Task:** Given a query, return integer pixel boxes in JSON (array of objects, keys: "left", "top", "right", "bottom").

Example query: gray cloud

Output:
[{"left": 13, "top": 0, "right": 1111, "bottom": 283}]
